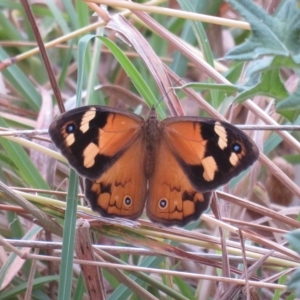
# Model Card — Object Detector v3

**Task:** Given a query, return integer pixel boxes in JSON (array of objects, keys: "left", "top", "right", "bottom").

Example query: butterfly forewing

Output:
[
  {"left": 49, "top": 106, "right": 143, "bottom": 180},
  {"left": 162, "top": 117, "right": 259, "bottom": 192}
]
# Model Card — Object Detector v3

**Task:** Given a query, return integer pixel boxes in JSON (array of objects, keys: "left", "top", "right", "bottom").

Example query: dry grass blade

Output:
[
  {"left": 131, "top": 8, "right": 226, "bottom": 84},
  {"left": 75, "top": 219, "right": 105, "bottom": 300},
  {"left": 0, "top": 181, "right": 63, "bottom": 236},
  {"left": 19, "top": 0, "right": 64, "bottom": 112},
  {"left": 242, "top": 229, "right": 300, "bottom": 261},
  {"left": 93, "top": 248, "right": 160, "bottom": 300},
  {"left": 106, "top": 14, "right": 180, "bottom": 115},
  {"left": 217, "top": 191, "right": 300, "bottom": 229},
  {"left": 0, "top": 232, "right": 40, "bottom": 290},
  {"left": 24, "top": 236, "right": 41, "bottom": 300},
  {"left": 219, "top": 241, "right": 275, "bottom": 300},
  {"left": 210, "top": 193, "right": 231, "bottom": 290},
  {"left": 92, "top": 0, "right": 251, "bottom": 29},
  {"left": 30, "top": 89, "right": 55, "bottom": 186}
]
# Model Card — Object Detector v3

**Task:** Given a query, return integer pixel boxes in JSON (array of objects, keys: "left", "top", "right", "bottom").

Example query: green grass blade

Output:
[
  {"left": 0, "top": 118, "right": 49, "bottom": 189},
  {"left": 57, "top": 170, "right": 78, "bottom": 300},
  {"left": 0, "top": 48, "right": 41, "bottom": 111}
]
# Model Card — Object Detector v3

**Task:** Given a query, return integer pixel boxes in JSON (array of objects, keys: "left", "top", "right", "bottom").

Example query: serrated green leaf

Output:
[
  {"left": 225, "top": 0, "right": 300, "bottom": 63},
  {"left": 243, "top": 55, "right": 299, "bottom": 76}
]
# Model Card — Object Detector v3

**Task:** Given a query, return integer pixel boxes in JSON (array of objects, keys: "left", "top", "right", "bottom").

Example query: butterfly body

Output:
[
  {"left": 140, "top": 108, "right": 162, "bottom": 177},
  {"left": 49, "top": 105, "right": 259, "bottom": 226}
]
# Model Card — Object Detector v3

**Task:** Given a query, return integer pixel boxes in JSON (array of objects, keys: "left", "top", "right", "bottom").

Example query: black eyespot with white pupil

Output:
[
  {"left": 123, "top": 196, "right": 132, "bottom": 207},
  {"left": 159, "top": 198, "right": 168, "bottom": 209},
  {"left": 232, "top": 143, "right": 242, "bottom": 154},
  {"left": 66, "top": 123, "right": 76, "bottom": 133}
]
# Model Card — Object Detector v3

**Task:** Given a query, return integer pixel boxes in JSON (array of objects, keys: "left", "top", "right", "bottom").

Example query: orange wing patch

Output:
[
  {"left": 163, "top": 121, "right": 218, "bottom": 183},
  {"left": 80, "top": 113, "right": 142, "bottom": 169},
  {"left": 96, "top": 113, "right": 141, "bottom": 157},
  {"left": 163, "top": 122, "right": 207, "bottom": 165}
]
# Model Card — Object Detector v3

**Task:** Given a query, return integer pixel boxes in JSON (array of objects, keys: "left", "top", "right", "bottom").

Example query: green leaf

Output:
[
  {"left": 57, "top": 32, "right": 87, "bottom": 300},
  {"left": 0, "top": 118, "right": 50, "bottom": 190},
  {"left": 276, "top": 84, "right": 300, "bottom": 122},
  {"left": 0, "top": 48, "right": 41, "bottom": 111},
  {"left": 173, "top": 276, "right": 196, "bottom": 300},
  {"left": 61, "top": 0, "right": 78, "bottom": 29},
  {"left": 178, "top": 0, "right": 220, "bottom": 107},
  {"left": 177, "top": 82, "right": 239, "bottom": 94},
  {"left": 0, "top": 275, "right": 59, "bottom": 300},
  {"left": 97, "top": 36, "right": 162, "bottom": 114},
  {"left": 234, "top": 69, "right": 289, "bottom": 103},
  {"left": 225, "top": 0, "right": 300, "bottom": 63},
  {"left": 73, "top": 273, "right": 86, "bottom": 300}
]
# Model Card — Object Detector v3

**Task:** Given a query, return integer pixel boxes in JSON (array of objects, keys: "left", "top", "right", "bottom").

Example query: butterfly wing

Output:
[
  {"left": 49, "top": 106, "right": 147, "bottom": 219},
  {"left": 49, "top": 106, "right": 143, "bottom": 179},
  {"left": 146, "top": 117, "right": 258, "bottom": 226}
]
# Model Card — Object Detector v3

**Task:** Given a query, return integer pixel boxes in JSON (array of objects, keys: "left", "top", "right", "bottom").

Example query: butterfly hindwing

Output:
[
  {"left": 162, "top": 117, "right": 259, "bottom": 192},
  {"left": 85, "top": 138, "right": 147, "bottom": 219},
  {"left": 147, "top": 141, "right": 212, "bottom": 226}
]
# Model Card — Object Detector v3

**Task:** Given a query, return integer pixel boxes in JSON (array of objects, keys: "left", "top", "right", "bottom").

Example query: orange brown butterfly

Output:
[{"left": 49, "top": 106, "right": 259, "bottom": 226}]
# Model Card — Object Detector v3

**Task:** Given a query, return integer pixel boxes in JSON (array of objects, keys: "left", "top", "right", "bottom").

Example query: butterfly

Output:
[{"left": 49, "top": 105, "right": 259, "bottom": 226}]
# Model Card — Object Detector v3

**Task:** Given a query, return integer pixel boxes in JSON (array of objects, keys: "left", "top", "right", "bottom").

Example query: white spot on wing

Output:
[
  {"left": 214, "top": 122, "right": 228, "bottom": 150},
  {"left": 80, "top": 107, "right": 96, "bottom": 133},
  {"left": 229, "top": 152, "right": 239, "bottom": 166},
  {"left": 202, "top": 156, "right": 218, "bottom": 181},
  {"left": 66, "top": 133, "right": 75, "bottom": 146},
  {"left": 83, "top": 142, "right": 99, "bottom": 167}
]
